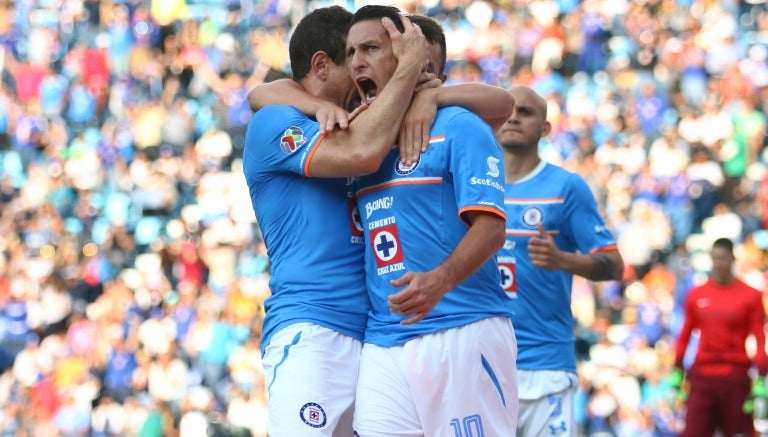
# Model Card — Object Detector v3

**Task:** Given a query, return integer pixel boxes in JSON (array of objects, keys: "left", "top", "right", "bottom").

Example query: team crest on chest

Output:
[
  {"left": 394, "top": 157, "right": 420, "bottom": 176},
  {"left": 522, "top": 206, "right": 543, "bottom": 228}
]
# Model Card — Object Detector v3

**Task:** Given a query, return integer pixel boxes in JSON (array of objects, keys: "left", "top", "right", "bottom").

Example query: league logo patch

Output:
[
  {"left": 394, "top": 157, "right": 420, "bottom": 176},
  {"left": 299, "top": 402, "right": 327, "bottom": 428},
  {"left": 522, "top": 206, "right": 543, "bottom": 229},
  {"left": 498, "top": 256, "right": 517, "bottom": 295},
  {"left": 280, "top": 126, "right": 307, "bottom": 154},
  {"left": 370, "top": 224, "right": 404, "bottom": 268}
]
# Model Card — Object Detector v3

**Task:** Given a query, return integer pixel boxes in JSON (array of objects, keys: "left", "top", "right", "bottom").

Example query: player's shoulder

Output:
[
  {"left": 538, "top": 162, "right": 588, "bottom": 188},
  {"left": 684, "top": 285, "right": 705, "bottom": 303},
  {"left": 737, "top": 278, "right": 765, "bottom": 297},
  {"left": 246, "top": 105, "right": 316, "bottom": 145},
  {"left": 436, "top": 105, "right": 484, "bottom": 125},
  {"left": 541, "top": 162, "right": 579, "bottom": 178},
  {"left": 251, "top": 104, "right": 306, "bottom": 123},
  {"left": 436, "top": 106, "right": 493, "bottom": 139}
]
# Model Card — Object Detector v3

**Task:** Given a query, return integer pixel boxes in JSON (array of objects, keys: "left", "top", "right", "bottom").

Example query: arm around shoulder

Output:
[
  {"left": 435, "top": 83, "right": 515, "bottom": 131},
  {"left": 247, "top": 79, "right": 326, "bottom": 113}
]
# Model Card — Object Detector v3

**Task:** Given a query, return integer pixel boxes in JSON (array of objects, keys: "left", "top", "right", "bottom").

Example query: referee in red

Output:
[{"left": 672, "top": 237, "right": 768, "bottom": 436}]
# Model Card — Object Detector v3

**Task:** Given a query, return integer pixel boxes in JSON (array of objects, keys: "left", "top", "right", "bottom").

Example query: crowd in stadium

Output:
[{"left": 0, "top": 0, "right": 767, "bottom": 435}]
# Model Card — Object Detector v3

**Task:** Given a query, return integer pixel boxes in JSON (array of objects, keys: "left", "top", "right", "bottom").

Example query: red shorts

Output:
[{"left": 681, "top": 374, "right": 752, "bottom": 437}]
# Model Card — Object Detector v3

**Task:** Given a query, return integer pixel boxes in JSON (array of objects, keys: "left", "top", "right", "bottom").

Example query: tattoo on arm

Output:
[{"left": 590, "top": 252, "right": 614, "bottom": 281}]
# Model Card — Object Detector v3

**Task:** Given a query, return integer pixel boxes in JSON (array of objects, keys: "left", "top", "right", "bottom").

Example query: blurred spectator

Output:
[
  {"left": 53, "top": 390, "right": 91, "bottom": 437},
  {"left": 90, "top": 394, "right": 127, "bottom": 437}
]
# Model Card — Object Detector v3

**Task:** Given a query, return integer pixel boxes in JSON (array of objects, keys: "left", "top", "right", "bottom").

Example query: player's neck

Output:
[
  {"left": 301, "top": 77, "right": 334, "bottom": 106},
  {"left": 711, "top": 273, "right": 735, "bottom": 286},
  {"left": 504, "top": 149, "right": 541, "bottom": 183}
]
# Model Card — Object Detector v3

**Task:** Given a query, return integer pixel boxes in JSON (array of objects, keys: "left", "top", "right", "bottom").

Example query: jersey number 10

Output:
[{"left": 450, "top": 414, "right": 484, "bottom": 437}]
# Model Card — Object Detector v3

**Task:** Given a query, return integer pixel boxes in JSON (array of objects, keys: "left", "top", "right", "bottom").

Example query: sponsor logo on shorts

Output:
[
  {"left": 280, "top": 127, "right": 307, "bottom": 154},
  {"left": 299, "top": 402, "right": 327, "bottom": 428},
  {"left": 548, "top": 420, "right": 567, "bottom": 435}
]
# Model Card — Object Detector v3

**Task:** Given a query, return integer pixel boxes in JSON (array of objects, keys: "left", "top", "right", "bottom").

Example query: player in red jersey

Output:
[{"left": 672, "top": 237, "right": 767, "bottom": 436}]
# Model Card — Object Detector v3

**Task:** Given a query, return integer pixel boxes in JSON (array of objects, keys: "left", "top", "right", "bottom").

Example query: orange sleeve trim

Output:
[
  {"left": 590, "top": 245, "right": 619, "bottom": 254},
  {"left": 458, "top": 205, "right": 506, "bottom": 226},
  {"left": 303, "top": 131, "right": 329, "bottom": 177},
  {"left": 506, "top": 230, "right": 561, "bottom": 237}
]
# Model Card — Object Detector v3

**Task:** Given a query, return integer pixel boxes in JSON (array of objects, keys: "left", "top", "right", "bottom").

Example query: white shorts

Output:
[
  {"left": 262, "top": 323, "right": 362, "bottom": 437},
  {"left": 517, "top": 369, "right": 578, "bottom": 437},
  {"left": 353, "top": 317, "right": 518, "bottom": 436}
]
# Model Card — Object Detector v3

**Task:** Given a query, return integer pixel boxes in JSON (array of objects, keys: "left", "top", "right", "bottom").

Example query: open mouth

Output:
[{"left": 357, "top": 77, "right": 378, "bottom": 104}]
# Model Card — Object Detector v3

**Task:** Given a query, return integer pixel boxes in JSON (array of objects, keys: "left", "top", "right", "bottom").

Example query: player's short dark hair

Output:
[
  {"left": 408, "top": 15, "right": 446, "bottom": 76},
  {"left": 712, "top": 237, "right": 734, "bottom": 254},
  {"left": 289, "top": 6, "right": 352, "bottom": 81},
  {"left": 351, "top": 5, "right": 405, "bottom": 33}
]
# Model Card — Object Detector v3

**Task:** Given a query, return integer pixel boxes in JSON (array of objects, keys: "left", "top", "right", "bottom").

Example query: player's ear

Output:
[
  {"left": 311, "top": 51, "right": 330, "bottom": 80},
  {"left": 541, "top": 120, "right": 552, "bottom": 138}
]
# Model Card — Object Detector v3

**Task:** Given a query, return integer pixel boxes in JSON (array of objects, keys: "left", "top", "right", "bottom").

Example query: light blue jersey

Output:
[
  {"left": 355, "top": 107, "right": 514, "bottom": 347},
  {"left": 498, "top": 161, "right": 618, "bottom": 372},
  {"left": 243, "top": 106, "right": 369, "bottom": 353}
]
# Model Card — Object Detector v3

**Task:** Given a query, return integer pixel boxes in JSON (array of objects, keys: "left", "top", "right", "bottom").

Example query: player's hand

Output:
[
  {"left": 388, "top": 270, "right": 450, "bottom": 325},
  {"left": 316, "top": 102, "right": 351, "bottom": 133},
  {"left": 665, "top": 367, "right": 688, "bottom": 408},
  {"left": 398, "top": 87, "right": 438, "bottom": 165},
  {"left": 316, "top": 101, "right": 369, "bottom": 133},
  {"left": 743, "top": 376, "right": 768, "bottom": 416},
  {"left": 382, "top": 16, "right": 427, "bottom": 77},
  {"left": 414, "top": 71, "right": 441, "bottom": 92},
  {"left": 528, "top": 223, "right": 562, "bottom": 270}
]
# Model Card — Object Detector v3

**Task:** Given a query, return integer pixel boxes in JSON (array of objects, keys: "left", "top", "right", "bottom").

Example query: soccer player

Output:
[
  {"left": 494, "top": 86, "right": 624, "bottom": 437},
  {"left": 347, "top": 6, "right": 517, "bottom": 435},
  {"left": 242, "top": 7, "right": 430, "bottom": 436},
  {"left": 672, "top": 237, "right": 767, "bottom": 436}
]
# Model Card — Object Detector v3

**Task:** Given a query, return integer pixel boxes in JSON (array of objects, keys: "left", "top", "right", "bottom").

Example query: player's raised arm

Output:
[
  {"left": 247, "top": 79, "right": 359, "bottom": 133},
  {"left": 436, "top": 83, "right": 515, "bottom": 132},
  {"left": 398, "top": 84, "right": 515, "bottom": 164},
  {"left": 306, "top": 15, "right": 427, "bottom": 177}
]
